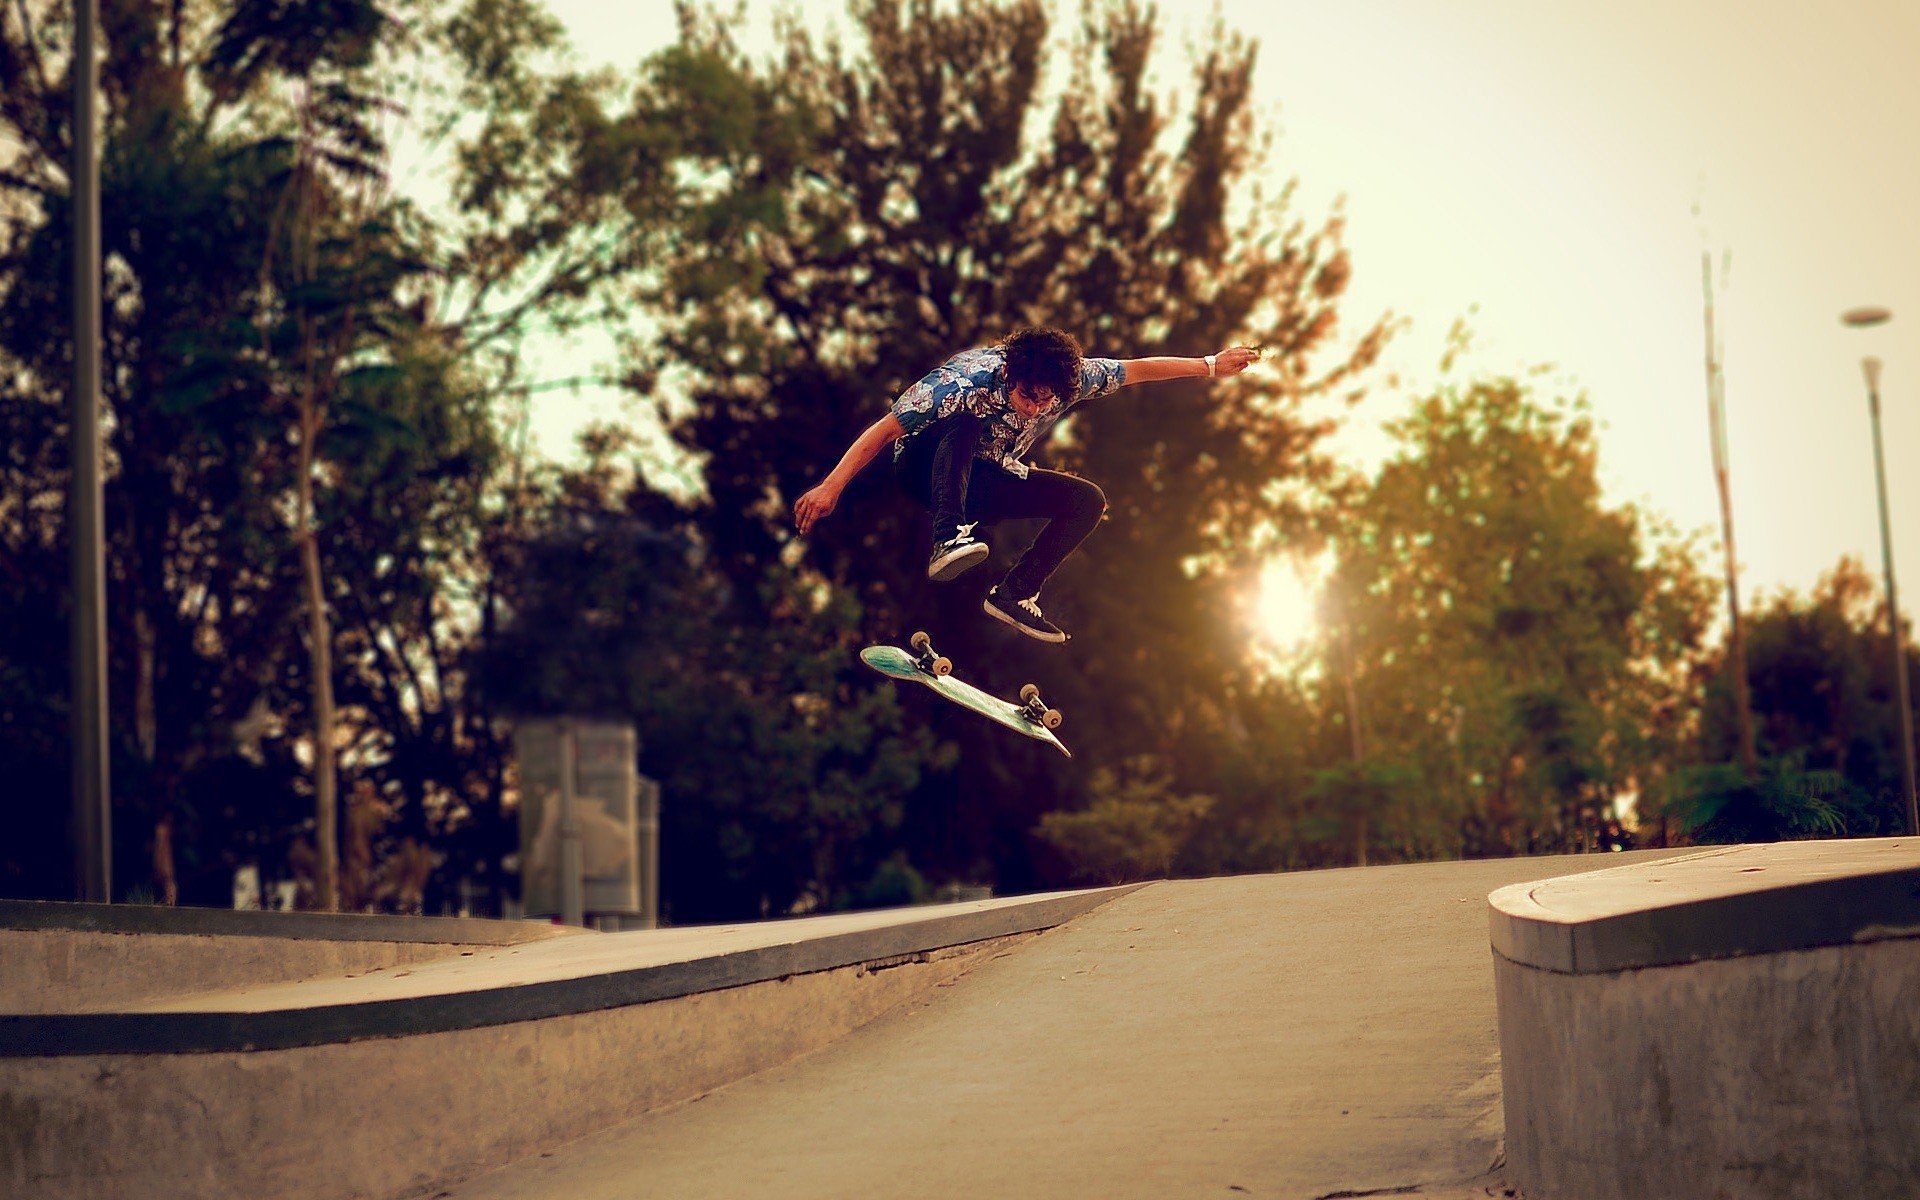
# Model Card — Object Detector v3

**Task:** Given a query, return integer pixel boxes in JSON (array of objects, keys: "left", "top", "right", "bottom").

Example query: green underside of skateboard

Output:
[{"left": 860, "top": 642, "right": 1071, "bottom": 758}]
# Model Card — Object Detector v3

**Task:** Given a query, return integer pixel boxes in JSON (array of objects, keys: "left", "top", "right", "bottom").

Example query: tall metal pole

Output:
[
  {"left": 1863, "top": 357, "right": 1920, "bottom": 834},
  {"left": 1703, "top": 251, "right": 1758, "bottom": 776},
  {"left": 70, "top": 0, "right": 111, "bottom": 902}
]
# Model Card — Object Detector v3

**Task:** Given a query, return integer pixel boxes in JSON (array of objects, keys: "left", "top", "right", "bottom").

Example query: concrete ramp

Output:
[
  {"left": 14, "top": 844, "right": 1909, "bottom": 1199},
  {"left": 432, "top": 852, "right": 1685, "bottom": 1200},
  {"left": 0, "top": 888, "right": 1126, "bottom": 1200}
]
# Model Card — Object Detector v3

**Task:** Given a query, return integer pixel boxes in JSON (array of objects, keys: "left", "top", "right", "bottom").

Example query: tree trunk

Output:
[
  {"left": 133, "top": 606, "right": 178, "bottom": 903},
  {"left": 1339, "top": 618, "right": 1368, "bottom": 868},
  {"left": 152, "top": 814, "right": 177, "bottom": 906},
  {"left": 298, "top": 404, "right": 339, "bottom": 911},
  {"left": 1720, "top": 533, "right": 1759, "bottom": 775}
]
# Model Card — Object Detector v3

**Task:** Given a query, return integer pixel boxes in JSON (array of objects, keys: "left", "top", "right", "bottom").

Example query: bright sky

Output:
[{"left": 523, "top": 0, "right": 1920, "bottom": 611}]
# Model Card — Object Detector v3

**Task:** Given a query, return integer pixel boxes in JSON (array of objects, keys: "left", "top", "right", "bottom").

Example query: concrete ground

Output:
[{"left": 440, "top": 851, "right": 1680, "bottom": 1200}]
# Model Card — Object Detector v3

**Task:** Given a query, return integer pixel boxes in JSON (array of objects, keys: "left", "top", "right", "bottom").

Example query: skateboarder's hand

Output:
[
  {"left": 1211, "top": 345, "right": 1261, "bottom": 378},
  {"left": 793, "top": 482, "right": 840, "bottom": 535}
]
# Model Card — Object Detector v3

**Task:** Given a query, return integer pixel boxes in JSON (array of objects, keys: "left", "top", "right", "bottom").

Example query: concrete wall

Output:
[
  {"left": 1496, "top": 936, "right": 1920, "bottom": 1198},
  {"left": 1491, "top": 839, "right": 1920, "bottom": 1199},
  {"left": 0, "top": 934, "right": 1023, "bottom": 1200}
]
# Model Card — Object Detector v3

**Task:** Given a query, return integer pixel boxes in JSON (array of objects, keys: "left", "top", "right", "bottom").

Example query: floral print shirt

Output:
[{"left": 890, "top": 346, "right": 1127, "bottom": 478}]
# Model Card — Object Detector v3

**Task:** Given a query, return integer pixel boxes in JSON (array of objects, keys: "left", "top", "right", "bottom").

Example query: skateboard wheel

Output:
[
  {"left": 931, "top": 656, "right": 953, "bottom": 677},
  {"left": 910, "top": 630, "right": 932, "bottom": 653},
  {"left": 1019, "top": 683, "right": 1040, "bottom": 704},
  {"left": 1043, "top": 708, "right": 1063, "bottom": 730}
]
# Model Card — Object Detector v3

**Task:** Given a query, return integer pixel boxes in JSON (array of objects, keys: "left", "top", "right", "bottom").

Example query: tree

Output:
[
  {"left": 1179, "top": 664, "right": 1337, "bottom": 874},
  {"left": 1324, "top": 376, "right": 1714, "bottom": 856},
  {"left": 475, "top": 427, "right": 946, "bottom": 921},
  {"left": 1661, "top": 755, "right": 1854, "bottom": 844},
  {"left": 1301, "top": 757, "right": 1420, "bottom": 868},
  {"left": 631, "top": 0, "right": 1388, "bottom": 889},
  {"left": 201, "top": 0, "right": 428, "bottom": 909},
  {"left": 2, "top": 0, "right": 328, "bottom": 901},
  {"left": 1656, "top": 557, "right": 1916, "bottom": 840},
  {"left": 0, "top": 0, "right": 674, "bottom": 907},
  {"left": 1034, "top": 755, "right": 1212, "bottom": 884}
]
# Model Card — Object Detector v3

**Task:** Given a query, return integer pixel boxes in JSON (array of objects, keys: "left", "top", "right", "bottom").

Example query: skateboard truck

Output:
[
  {"left": 1017, "top": 683, "right": 1064, "bottom": 731},
  {"left": 908, "top": 630, "right": 954, "bottom": 677}
]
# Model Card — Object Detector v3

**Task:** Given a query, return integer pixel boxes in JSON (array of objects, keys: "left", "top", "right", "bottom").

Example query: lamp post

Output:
[
  {"left": 1841, "top": 306, "right": 1919, "bottom": 835},
  {"left": 71, "top": 0, "right": 110, "bottom": 901}
]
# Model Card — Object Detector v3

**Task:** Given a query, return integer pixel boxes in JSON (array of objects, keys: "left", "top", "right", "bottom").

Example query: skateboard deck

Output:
[{"left": 861, "top": 635, "right": 1071, "bottom": 758}]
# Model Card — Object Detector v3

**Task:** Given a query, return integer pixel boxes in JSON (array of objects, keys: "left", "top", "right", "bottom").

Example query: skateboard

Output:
[{"left": 860, "top": 631, "right": 1071, "bottom": 758}]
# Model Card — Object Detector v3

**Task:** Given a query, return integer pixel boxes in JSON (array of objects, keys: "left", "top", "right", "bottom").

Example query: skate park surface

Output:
[
  {"left": 5, "top": 839, "right": 1918, "bottom": 1199},
  {"left": 432, "top": 855, "right": 1569, "bottom": 1200}
]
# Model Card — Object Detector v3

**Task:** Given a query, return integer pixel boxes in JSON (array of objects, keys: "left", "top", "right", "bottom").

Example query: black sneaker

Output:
[
  {"left": 984, "top": 586, "right": 1067, "bottom": 643},
  {"left": 928, "top": 524, "right": 989, "bottom": 581}
]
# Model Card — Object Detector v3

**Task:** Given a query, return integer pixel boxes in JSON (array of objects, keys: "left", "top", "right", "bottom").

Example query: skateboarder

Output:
[{"left": 792, "top": 326, "right": 1259, "bottom": 643}]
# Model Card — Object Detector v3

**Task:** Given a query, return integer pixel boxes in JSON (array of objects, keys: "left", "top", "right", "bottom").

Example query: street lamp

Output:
[
  {"left": 71, "top": 0, "right": 110, "bottom": 901},
  {"left": 1841, "top": 305, "right": 1919, "bottom": 835}
]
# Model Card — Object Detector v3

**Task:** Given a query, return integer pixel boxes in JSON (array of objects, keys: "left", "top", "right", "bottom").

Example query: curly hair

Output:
[{"left": 999, "top": 326, "right": 1082, "bottom": 401}]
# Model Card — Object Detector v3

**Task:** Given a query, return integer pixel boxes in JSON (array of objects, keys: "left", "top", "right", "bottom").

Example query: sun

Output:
[{"left": 1250, "top": 559, "right": 1321, "bottom": 652}]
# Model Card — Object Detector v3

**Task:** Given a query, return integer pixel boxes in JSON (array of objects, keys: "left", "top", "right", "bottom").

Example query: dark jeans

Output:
[{"left": 893, "top": 413, "right": 1107, "bottom": 598}]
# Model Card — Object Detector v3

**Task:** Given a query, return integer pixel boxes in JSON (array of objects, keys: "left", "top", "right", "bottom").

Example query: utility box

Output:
[{"left": 515, "top": 719, "right": 656, "bottom": 927}]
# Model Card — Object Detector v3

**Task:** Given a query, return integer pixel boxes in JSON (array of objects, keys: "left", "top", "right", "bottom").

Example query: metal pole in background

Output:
[
  {"left": 1842, "top": 307, "right": 1919, "bottom": 835},
  {"left": 1863, "top": 357, "right": 1920, "bottom": 834},
  {"left": 70, "top": 0, "right": 111, "bottom": 902}
]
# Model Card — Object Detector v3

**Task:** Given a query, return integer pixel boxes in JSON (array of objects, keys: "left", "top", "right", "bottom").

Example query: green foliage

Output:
[
  {"left": 0, "top": 0, "right": 645, "bottom": 906},
  {"left": 1034, "top": 755, "right": 1212, "bottom": 884},
  {"left": 1179, "top": 667, "right": 1331, "bottom": 874},
  {"left": 7, "top": 0, "right": 1819, "bottom": 915},
  {"left": 207, "top": 0, "right": 391, "bottom": 93},
  {"left": 1301, "top": 757, "right": 1421, "bottom": 866},
  {"left": 1671, "top": 557, "right": 1915, "bottom": 837},
  {"left": 427, "top": 0, "right": 671, "bottom": 347},
  {"left": 475, "top": 438, "right": 944, "bottom": 920},
  {"left": 1325, "top": 377, "right": 1716, "bottom": 856},
  {"left": 848, "top": 852, "right": 931, "bottom": 910},
  {"left": 1663, "top": 755, "right": 1855, "bottom": 844}
]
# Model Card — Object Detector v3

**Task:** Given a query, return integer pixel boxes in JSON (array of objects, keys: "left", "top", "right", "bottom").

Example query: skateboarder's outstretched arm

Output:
[
  {"left": 1117, "top": 345, "right": 1261, "bottom": 385},
  {"left": 794, "top": 412, "right": 906, "bottom": 535}
]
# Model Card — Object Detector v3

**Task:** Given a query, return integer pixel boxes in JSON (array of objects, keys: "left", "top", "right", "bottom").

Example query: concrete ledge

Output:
[
  {"left": 0, "top": 886, "right": 1133, "bottom": 1200},
  {"left": 0, "top": 899, "right": 574, "bottom": 945},
  {"left": 1490, "top": 838, "right": 1920, "bottom": 1199},
  {"left": 1489, "top": 838, "right": 1920, "bottom": 974},
  {"left": 0, "top": 901, "right": 579, "bottom": 1014},
  {"left": 2, "top": 886, "right": 1135, "bottom": 1055}
]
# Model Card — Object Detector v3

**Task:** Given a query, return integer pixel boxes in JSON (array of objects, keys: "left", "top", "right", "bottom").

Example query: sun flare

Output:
[{"left": 1250, "top": 561, "right": 1320, "bottom": 652}]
